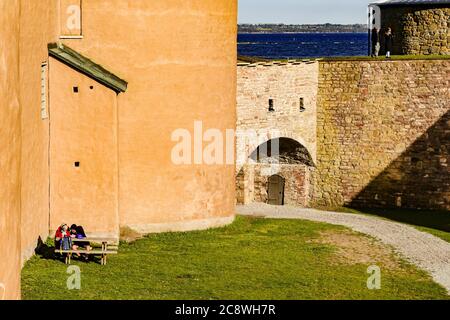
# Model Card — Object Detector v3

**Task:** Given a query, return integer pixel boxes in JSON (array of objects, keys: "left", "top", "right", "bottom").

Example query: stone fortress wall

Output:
[
  {"left": 379, "top": 5, "right": 450, "bottom": 55},
  {"left": 236, "top": 61, "right": 319, "bottom": 206},
  {"left": 315, "top": 60, "right": 449, "bottom": 210},
  {"left": 237, "top": 59, "right": 450, "bottom": 211}
]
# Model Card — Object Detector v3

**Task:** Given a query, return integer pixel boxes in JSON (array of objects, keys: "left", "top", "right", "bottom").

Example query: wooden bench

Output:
[{"left": 55, "top": 237, "right": 118, "bottom": 265}]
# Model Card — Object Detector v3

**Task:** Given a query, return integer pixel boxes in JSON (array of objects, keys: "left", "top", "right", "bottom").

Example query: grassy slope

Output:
[{"left": 22, "top": 217, "right": 448, "bottom": 300}]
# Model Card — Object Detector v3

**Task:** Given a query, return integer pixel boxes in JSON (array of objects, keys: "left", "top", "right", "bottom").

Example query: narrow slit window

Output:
[
  {"left": 40, "top": 62, "right": 48, "bottom": 120},
  {"left": 299, "top": 98, "right": 306, "bottom": 112},
  {"left": 268, "top": 99, "right": 275, "bottom": 112}
]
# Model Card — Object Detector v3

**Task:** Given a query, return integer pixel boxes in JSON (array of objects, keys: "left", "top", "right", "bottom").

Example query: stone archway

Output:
[
  {"left": 236, "top": 137, "right": 315, "bottom": 207},
  {"left": 249, "top": 137, "right": 315, "bottom": 166}
]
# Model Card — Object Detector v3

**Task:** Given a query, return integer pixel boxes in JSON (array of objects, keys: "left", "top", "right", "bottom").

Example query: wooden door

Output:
[{"left": 268, "top": 175, "right": 285, "bottom": 206}]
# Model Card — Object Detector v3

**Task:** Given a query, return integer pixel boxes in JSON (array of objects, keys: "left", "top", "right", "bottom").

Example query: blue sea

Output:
[{"left": 238, "top": 33, "right": 369, "bottom": 59}]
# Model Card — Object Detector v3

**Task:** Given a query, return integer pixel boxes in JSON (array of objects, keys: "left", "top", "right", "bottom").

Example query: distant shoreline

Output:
[{"left": 238, "top": 24, "right": 368, "bottom": 34}]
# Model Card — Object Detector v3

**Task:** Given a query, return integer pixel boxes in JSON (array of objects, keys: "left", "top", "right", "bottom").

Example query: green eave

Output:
[{"left": 48, "top": 43, "right": 128, "bottom": 93}]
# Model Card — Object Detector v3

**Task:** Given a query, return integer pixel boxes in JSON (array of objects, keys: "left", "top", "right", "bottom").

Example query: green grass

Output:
[
  {"left": 22, "top": 217, "right": 449, "bottom": 300},
  {"left": 329, "top": 207, "right": 450, "bottom": 243}
]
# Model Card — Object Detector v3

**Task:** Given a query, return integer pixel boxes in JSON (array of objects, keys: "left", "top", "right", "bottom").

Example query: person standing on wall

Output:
[
  {"left": 371, "top": 27, "right": 380, "bottom": 57},
  {"left": 384, "top": 27, "right": 394, "bottom": 59}
]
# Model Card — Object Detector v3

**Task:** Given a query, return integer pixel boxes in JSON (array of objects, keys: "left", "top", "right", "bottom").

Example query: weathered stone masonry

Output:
[
  {"left": 314, "top": 60, "right": 449, "bottom": 210},
  {"left": 236, "top": 61, "right": 319, "bottom": 206},
  {"left": 237, "top": 59, "right": 450, "bottom": 211},
  {"left": 379, "top": 5, "right": 450, "bottom": 55}
]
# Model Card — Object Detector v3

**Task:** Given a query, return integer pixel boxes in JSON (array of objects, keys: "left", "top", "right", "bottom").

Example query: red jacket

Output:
[{"left": 55, "top": 227, "right": 70, "bottom": 239}]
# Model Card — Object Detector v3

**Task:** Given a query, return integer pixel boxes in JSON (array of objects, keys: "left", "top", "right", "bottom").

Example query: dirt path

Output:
[{"left": 237, "top": 204, "right": 450, "bottom": 294}]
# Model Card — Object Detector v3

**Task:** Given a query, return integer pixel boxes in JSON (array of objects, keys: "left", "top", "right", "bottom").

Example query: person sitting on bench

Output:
[
  {"left": 70, "top": 224, "right": 92, "bottom": 261},
  {"left": 54, "top": 224, "right": 70, "bottom": 250}
]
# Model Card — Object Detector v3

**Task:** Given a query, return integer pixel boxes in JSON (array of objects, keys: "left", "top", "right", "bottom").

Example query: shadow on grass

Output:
[
  {"left": 35, "top": 237, "right": 61, "bottom": 261},
  {"left": 34, "top": 237, "right": 101, "bottom": 264}
]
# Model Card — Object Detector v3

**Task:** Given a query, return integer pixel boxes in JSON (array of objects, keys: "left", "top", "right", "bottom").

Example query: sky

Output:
[{"left": 238, "top": 0, "right": 372, "bottom": 24}]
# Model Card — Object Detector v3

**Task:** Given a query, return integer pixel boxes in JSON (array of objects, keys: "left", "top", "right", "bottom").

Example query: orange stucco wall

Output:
[
  {"left": 49, "top": 58, "right": 119, "bottom": 238},
  {"left": 0, "top": 1, "right": 21, "bottom": 300},
  {"left": 60, "top": 0, "right": 82, "bottom": 36},
  {"left": 1, "top": 0, "right": 237, "bottom": 299},
  {"left": 19, "top": 0, "right": 59, "bottom": 262},
  {"left": 64, "top": 0, "right": 238, "bottom": 232}
]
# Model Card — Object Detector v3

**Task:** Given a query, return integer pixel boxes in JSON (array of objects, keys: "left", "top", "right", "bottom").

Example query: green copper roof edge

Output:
[{"left": 48, "top": 43, "right": 128, "bottom": 93}]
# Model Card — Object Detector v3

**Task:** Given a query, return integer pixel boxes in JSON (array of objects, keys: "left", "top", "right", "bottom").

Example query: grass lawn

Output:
[
  {"left": 22, "top": 217, "right": 449, "bottom": 300},
  {"left": 330, "top": 207, "right": 450, "bottom": 243}
]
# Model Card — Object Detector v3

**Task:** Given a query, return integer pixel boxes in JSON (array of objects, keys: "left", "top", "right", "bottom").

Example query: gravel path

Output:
[{"left": 237, "top": 203, "right": 450, "bottom": 294}]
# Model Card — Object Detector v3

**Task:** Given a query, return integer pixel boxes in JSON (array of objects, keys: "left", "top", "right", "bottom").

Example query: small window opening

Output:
[
  {"left": 268, "top": 99, "right": 275, "bottom": 112},
  {"left": 74, "top": 162, "right": 80, "bottom": 167},
  {"left": 90, "top": 85, "right": 94, "bottom": 90},
  {"left": 299, "top": 98, "right": 306, "bottom": 112},
  {"left": 73, "top": 86, "right": 79, "bottom": 93}
]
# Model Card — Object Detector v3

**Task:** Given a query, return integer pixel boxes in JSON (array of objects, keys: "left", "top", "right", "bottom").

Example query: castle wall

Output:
[
  {"left": 0, "top": 1, "right": 21, "bottom": 300},
  {"left": 380, "top": 6, "right": 450, "bottom": 55},
  {"left": 19, "top": 0, "right": 59, "bottom": 264},
  {"left": 314, "top": 60, "right": 450, "bottom": 210},
  {"left": 48, "top": 58, "right": 119, "bottom": 238},
  {"left": 0, "top": 0, "right": 237, "bottom": 299},
  {"left": 236, "top": 61, "right": 319, "bottom": 207},
  {"left": 237, "top": 59, "right": 449, "bottom": 211},
  {"left": 237, "top": 62, "right": 319, "bottom": 168},
  {"left": 63, "top": 0, "right": 238, "bottom": 233}
]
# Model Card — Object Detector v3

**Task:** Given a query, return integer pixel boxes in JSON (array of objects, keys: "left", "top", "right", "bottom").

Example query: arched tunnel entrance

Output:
[{"left": 236, "top": 138, "right": 315, "bottom": 206}]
